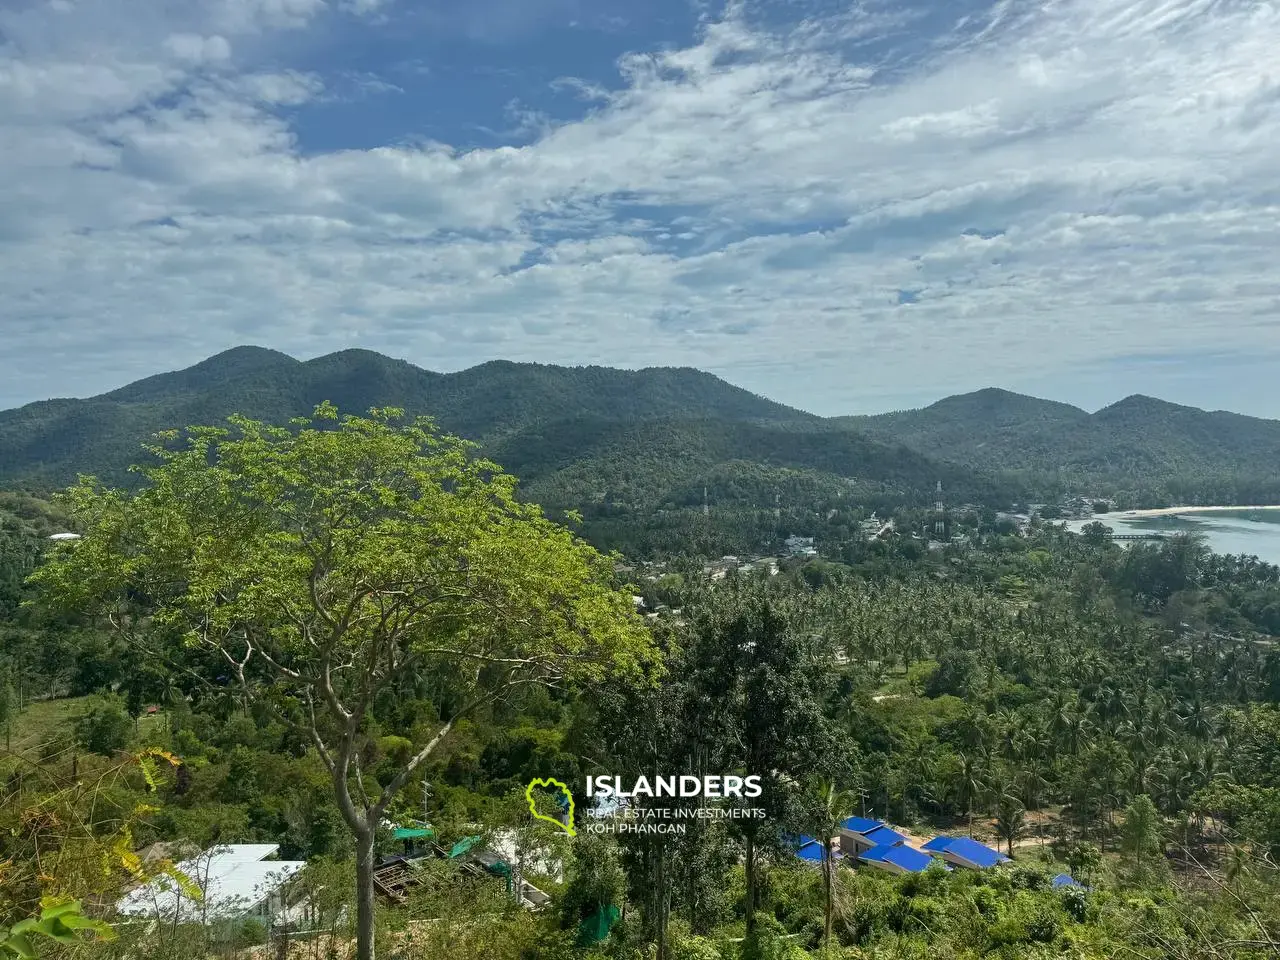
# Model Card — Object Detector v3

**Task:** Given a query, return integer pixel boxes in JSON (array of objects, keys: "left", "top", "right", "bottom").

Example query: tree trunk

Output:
[
  {"left": 823, "top": 844, "right": 834, "bottom": 944},
  {"left": 355, "top": 825, "right": 377, "bottom": 960},
  {"left": 655, "top": 841, "right": 670, "bottom": 960},
  {"left": 744, "top": 832, "right": 757, "bottom": 936}
]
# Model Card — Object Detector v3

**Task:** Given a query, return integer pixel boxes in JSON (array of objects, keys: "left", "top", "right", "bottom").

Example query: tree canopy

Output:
[{"left": 29, "top": 404, "right": 655, "bottom": 960}]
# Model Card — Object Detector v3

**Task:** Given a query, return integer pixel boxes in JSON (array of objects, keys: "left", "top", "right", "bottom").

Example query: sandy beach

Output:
[{"left": 1112, "top": 505, "right": 1280, "bottom": 519}]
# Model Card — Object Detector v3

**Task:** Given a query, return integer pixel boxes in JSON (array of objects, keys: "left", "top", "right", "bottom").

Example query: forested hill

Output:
[
  {"left": 0, "top": 348, "right": 1017, "bottom": 556},
  {"left": 840, "top": 388, "right": 1280, "bottom": 500},
  {"left": 4, "top": 350, "right": 1279, "bottom": 524},
  {"left": 0, "top": 346, "right": 814, "bottom": 487}
]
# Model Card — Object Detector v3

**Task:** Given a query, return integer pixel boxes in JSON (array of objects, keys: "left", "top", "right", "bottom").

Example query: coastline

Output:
[{"left": 1110, "top": 504, "right": 1280, "bottom": 520}]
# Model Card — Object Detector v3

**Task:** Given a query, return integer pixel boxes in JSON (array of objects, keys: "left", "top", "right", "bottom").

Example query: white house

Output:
[
  {"left": 784, "top": 535, "right": 817, "bottom": 557},
  {"left": 116, "top": 844, "right": 308, "bottom": 928}
]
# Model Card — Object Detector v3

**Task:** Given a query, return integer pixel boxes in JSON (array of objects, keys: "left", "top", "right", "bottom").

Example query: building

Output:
[
  {"left": 784, "top": 535, "right": 817, "bottom": 557},
  {"left": 794, "top": 837, "right": 828, "bottom": 865},
  {"left": 858, "top": 844, "right": 939, "bottom": 875},
  {"left": 838, "top": 817, "right": 907, "bottom": 857},
  {"left": 920, "top": 836, "right": 1009, "bottom": 870},
  {"left": 793, "top": 835, "right": 844, "bottom": 866},
  {"left": 116, "top": 844, "right": 308, "bottom": 928},
  {"left": 1051, "top": 873, "right": 1083, "bottom": 889}
]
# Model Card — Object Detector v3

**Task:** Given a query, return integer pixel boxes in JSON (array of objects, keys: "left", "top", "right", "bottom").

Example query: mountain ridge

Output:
[{"left": 2, "top": 348, "right": 1279, "bottom": 515}]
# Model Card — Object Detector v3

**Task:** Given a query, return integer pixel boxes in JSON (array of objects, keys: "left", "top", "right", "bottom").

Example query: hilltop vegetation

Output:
[
  {"left": 3, "top": 404, "right": 1280, "bottom": 959},
  {"left": 0, "top": 349, "right": 1017, "bottom": 558},
  {"left": 843, "top": 389, "right": 1280, "bottom": 503},
  {"left": 0, "top": 347, "right": 811, "bottom": 489},
  {"left": 2, "top": 348, "right": 1280, "bottom": 560},
  {"left": 5, "top": 457, "right": 1280, "bottom": 956}
]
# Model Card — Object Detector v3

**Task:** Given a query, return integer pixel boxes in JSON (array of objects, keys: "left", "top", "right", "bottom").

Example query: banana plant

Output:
[{"left": 0, "top": 900, "right": 114, "bottom": 959}]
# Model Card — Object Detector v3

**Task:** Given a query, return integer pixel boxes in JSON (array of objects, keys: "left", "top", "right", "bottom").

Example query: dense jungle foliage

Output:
[{"left": 3, "top": 406, "right": 1280, "bottom": 960}]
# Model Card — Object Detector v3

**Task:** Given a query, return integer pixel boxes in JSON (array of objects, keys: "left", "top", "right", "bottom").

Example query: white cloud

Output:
[
  {"left": 2, "top": 0, "right": 1280, "bottom": 417},
  {"left": 339, "top": 0, "right": 391, "bottom": 15},
  {"left": 163, "top": 33, "right": 233, "bottom": 65}
]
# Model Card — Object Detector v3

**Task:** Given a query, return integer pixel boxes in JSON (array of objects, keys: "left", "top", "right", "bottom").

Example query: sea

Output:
[{"left": 1063, "top": 509, "right": 1280, "bottom": 567}]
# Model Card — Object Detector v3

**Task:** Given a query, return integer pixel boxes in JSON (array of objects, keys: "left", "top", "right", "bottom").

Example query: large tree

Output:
[
  {"left": 685, "top": 581, "right": 848, "bottom": 937},
  {"left": 31, "top": 404, "right": 653, "bottom": 960}
]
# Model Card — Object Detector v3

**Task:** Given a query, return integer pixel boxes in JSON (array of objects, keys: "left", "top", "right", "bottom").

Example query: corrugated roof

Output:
[
  {"left": 922, "top": 836, "right": 957, "bottom": 852},
  {"left": 931, "top": 836, "right": 1008, "bottom": 867},
  {"left": 859, "top": 844, "right": 935, "bottom": 873},
  {"left": 839, "top": 816, "right": 884, "bottom": 835},
  {"left": 116, "top": 844, "right": 305, "bottom": 922},
  {"left": 863, "top": 825, "right": 907, "bottom": 846},
  {"left": 796, "top": 841, "right": 827, "bottom": 863}
]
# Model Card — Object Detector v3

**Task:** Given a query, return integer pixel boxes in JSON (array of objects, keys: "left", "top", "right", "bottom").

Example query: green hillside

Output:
[
  {"left": 0, "top": 346, "right": 816, "bottom": 488},
  {"left": 843, "top": 388, "right": 1280, "bottom": 501},
  {"left": 4, "top": 349, "right": 1280, "bottom": 534}
]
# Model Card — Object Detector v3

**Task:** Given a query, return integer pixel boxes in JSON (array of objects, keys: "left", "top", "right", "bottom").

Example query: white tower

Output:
[{"left": 934, "top": 481, "right": 946, "bottom": 538}]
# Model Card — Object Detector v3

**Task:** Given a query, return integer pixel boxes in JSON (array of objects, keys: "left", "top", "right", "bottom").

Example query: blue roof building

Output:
[
  {"left": 863, "top": 825, "right": 907, "bottom": 847},
  {"left": 796, "top": 841, "right": 827, "bottom": 863},
  {"left": 922, "top": 836, "right": 1009, "bottom": 869},
  {"left": 840, "top": 816, "right": 883, "bottom": 835},
  {"left": 839, "top": 818, "right": 908, "bottom": 856},
  {"left": 1051, "top": 873, "right": 1083, "bottom": 889},
  {"left": 858, "top": 844, "right": 938, "bottom": 875}
]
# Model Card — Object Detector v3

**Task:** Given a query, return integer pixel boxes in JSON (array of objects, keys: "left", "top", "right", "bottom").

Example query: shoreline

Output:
[{"left": 1110, "top": 505, "right": 1280, "bottom": 520}]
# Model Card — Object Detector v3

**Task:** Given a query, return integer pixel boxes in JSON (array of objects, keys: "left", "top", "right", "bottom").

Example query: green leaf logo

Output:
[{"left": 525, "top": 777, "right": 576, "bottom": 837}]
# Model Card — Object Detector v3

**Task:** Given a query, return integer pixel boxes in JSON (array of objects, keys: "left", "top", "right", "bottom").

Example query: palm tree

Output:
[
  {"left": 1224, "top": 844, "right": 1252, "bottom": 892},
  {"left": 810, "top": 779, "right": 857, "bottom": 946},
  {"left": 955, "top": 753, "right": 986, "bottom": 838},
  {"left": 995, "top": 790, "right": 1026, "bottom": 856}
]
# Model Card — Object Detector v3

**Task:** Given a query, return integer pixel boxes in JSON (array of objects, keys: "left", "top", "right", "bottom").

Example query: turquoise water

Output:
[{"left": 1064, "top": 510, "right": 1280, "bottom": 567}]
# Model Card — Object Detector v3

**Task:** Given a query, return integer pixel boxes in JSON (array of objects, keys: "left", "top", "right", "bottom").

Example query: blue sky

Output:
[{"left": 3, "top": 0, "right": 1280, "bottom": 417}]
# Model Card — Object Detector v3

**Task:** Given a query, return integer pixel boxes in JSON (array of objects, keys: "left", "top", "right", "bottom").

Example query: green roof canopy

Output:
[
  {"left": 392, "top": 827, "right": 433, "bottom": 840},
  {"left": 448, "top": 835, "right": 482, "bottom": 859},
  {"left": 577, "top": 904, "right": 621, "bottom": 945}
]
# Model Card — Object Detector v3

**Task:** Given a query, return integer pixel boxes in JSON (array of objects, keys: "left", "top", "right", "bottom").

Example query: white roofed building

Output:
[{"left": 115, "top": 843, "right": 308, "bottom": 929}]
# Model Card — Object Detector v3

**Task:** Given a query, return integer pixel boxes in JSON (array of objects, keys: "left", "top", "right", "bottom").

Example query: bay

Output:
[{"left": 1063, "top": 508, "right": 1280, "bottom": 567}]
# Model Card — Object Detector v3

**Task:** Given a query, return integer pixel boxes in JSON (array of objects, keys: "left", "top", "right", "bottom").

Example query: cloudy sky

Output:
[{"left": 3, "top": 0, "right": 1280, "bottom": 417}]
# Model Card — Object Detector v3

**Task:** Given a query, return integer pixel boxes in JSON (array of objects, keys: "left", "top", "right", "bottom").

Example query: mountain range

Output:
[
  {"left": 844, "top": 388, "right": 1280, "bottom": 500},
  {"left": 2, "top": 348, "right": 1279, "bottom": 535}
]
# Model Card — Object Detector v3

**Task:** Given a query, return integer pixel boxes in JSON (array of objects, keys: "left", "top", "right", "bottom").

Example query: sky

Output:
[{"left": 3, "top": 0, "right": 1280, "bottom": 418}]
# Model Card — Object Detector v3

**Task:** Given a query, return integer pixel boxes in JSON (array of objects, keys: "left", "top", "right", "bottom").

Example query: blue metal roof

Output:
[
  {"left": 796, "top": 841, "right": 826, "bottom": 863},
  {"left": 922, "top": 836, "right": 956, "bottom": 852},
  {"left": 840, "top": 816, "right": 884, "bottom": 835},
  {"left": 1051, "top": 873, "right": 1082, "bottom": 888},
  {"left": 859, "top": 844, "right": 935, "bottom": 873},
  {"left": 864, "top": 825, "right": 907, "bottom": 846},
  {"left": 932, "top": 837, "right": 1009, "bottom": 868}
]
